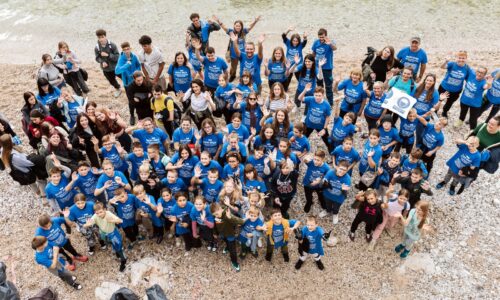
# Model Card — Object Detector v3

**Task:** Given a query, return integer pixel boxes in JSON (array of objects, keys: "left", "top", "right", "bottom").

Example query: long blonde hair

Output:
[
  {"left": 218, "top": 179, "right": 242, "bottom": 206},
  {"left": 0, "top": 134, "right": 14, "bottom": 169}
]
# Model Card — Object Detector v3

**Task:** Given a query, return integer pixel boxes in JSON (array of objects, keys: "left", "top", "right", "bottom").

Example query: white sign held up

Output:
[{"left": 381, "top": 88, "right": 416, "bottom": 119}]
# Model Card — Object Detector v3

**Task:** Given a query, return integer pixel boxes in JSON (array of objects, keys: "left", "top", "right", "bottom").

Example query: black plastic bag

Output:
[
  {"left": 110, "top": 287, "right": 140, "bottom": 300},
  {"left": 146, "top": 284, "right": 168, "bottom": 300},
  {"left": 0, "top": 262, "right": 20, "bottom": 300}
]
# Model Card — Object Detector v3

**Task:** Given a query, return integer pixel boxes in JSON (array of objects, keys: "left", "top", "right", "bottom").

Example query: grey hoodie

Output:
[
  {"left": 39, "top": 64, "right": 63, "bottom": 86},
  {"left": 95, "top": 40, "right": 119, "bottom": 72}
]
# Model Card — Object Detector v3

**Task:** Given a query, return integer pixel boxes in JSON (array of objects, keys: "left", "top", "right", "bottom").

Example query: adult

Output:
[
  {"left": 469, "top": 116, "right": 500, "bottom": 175},
  {"left": 71, "top": 113, "right": 102, "bottom": 168},
  {"left": 193, "top": 42, "right": 228, "bottom": 95},
  {"left": 456, "top": 67, "right": 492, "bottom": 130},
  {"left": 182, "top": 79, "right": 216, "bottom": 129},
  {"left": 362, "top": 81, "right": 387, "bottom": 131},
  {"left": 125, "top": 117, "right": 169, "bottom": 153},
  {"left": 282, "top": 26, "right": 308, "bottom": 88},
  {"left": 265, "top": 47, "right": 290, "bottom": 91},
  {"left": 479, "top": 68, "right": 500, "bottom": 123},
  {"left": 125, "top": 71, "right": 153, "bottom": 124},
  {"left": 167, "top": 52, "right": 194, "bottom": 97},
  {"left": 187, "top": 13, "right": 221, "bottom": 53},
  {"left": 312, "top": 28, "right": 337, "bottom": 105},
  {"left": 298, "top": 85, "right": 332, "bottom": 149},
  {"left": 439, "top": 50, "right": 471, "bottom": 118},
  {"left": 231, "top": 33, "right": 265, "bottom": 94},
  {"left": 115, "top": 42, "right": 142, "bottom": 88},
  {"left": 396, "top": 37, "right": 428, "bottom": 82},
  {"left": 94, "top": 29, "right": 121, "bottom": 98},
  {"left": 361, "top": 46, "right": 403, "bottom": 90},
  {"left": 138, "top": 35, "right": 166, "bottom": 91},
  {"left": 94, "top": 107, "right": 132, "bottom": 152},
  {"left": 38, "top": 54, "right": 65, "bottom": 88},
  {"left": 21, "top": 92, "right": 49, "bottom": 136},
  {"left": 334, "top": 68, "right": 368, "bottom": 119}
]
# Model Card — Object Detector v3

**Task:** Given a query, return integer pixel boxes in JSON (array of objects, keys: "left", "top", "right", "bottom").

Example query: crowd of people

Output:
[{"left": 0, "top": 13, "right": 498, "bottom": 291}]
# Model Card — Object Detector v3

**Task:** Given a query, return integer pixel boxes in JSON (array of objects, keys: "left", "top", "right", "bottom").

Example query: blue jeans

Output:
[
  {"left": 318, "top": 68, "right": 333, "bottom": 105},
  {"left": 246, "top": 230, "right": 262, "bottom": 252}
]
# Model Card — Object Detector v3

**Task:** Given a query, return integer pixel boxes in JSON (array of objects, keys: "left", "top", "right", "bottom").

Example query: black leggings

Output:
[
  {"left": 103, "top": 70, "right": 121, "bottom": 89},
  {"left": 350, "top": 213, "right": 377, "bottom": 235},
  {"left": 224, "top": 239, "right": 238, "bottom": 264},
  {"left": 439, "top": 85, "right": 463, "bottom": 118},
  {"left": 60, "top": 240, "right": 81, "bottom": 264},
  {"left": 419, "top": 144, "right": 437, "bottom": 174},
  {"left": 459, "top": 103, "right": 482, "bottom": 130},
  {"left": 273, "top": 195, "right": 294, "bottom": 219},
  {"left": 364, "top": 115, "right": 379, "bottom": 131},
  {"left": 480, "top": 98, "right": 499, "bottom": 123},
  {"left": 283, "top": 72, "right": 299, "bottom": 92},
  {"left": 394, "top": 135, "right": 414, "bottom": 154},
  {"left": 325, "top": 199, "right": 342, "bottom": 214},
  {"left": 304, "top": 186, "right": 326, "bottom": 211}
]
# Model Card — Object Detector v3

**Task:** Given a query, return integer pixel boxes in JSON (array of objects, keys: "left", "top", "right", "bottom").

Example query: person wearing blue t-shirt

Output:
[
  {"left": 167, "top": 52, "right": 193, "bottom": 94},
  {"left": 334, "top": 70, "right": 368, "bottom": 117},
  {"left": 133, "top": 184, "right": 164, "bottom": 243},
  {"left": 161, "top": 169, "right": 188, "bottom": 195},
  {"left": 439, "top": 51, "right": 471, "bottom": 118},
  {"left": 290, "top": 54, "right": 323, "bottom": 109},
  {"left": 247, "top": 147, "right": 272, "bottom": 181},
  {"left": 196, "top": 118, "right": 224, "bottom": 158},
  {"left": 193, "top": 42, "right": 228, "bottom": 93},
  {"left": 222, "top": 152, "right": 245, "bottom": 183},
  {"left": 45, "top": 162, "right": 77, "bottom": 213},
  {"left": 322, "top": 161, "right": 351, "bottom": 224},
  {"left": 242, "top": 164, "right": 267, "bottom": 195},
  {"left": 288, "top": 123, "right": 311, "bottom": 163},
  {"left": 282, "top": 27, "right": 308, "bottom": 90},
  {"left": 457, "top": 67, "right": 493, "bottom": 130},
  {"left": 94, "top": 160, "right": 131, "bottom": 201},
  {"left": 329, "top": 113, "right": 357, "bottom": 150},
  {"left": 265, "top": 47, "right": 289, "bottom": 90},
  {"left": 190, "top": 196, "right": 216, "bottom": 250},
  {"left": 264, "top": 209, "right": 300, "bottom": 263},
  {"left": 192, "top": 168, "right": 224, "bottom": 203},
  {"left": 331, "top": 137, "right": 361, "bottom": 176},
  {"left": 94, "top": 135, "right": 128, "bottom": 176},
  {"left": 172, "top": 117, "right": 197, "bottom": 151},
  {"left": 170, "top": 192, "right": 196, "bottom": 251},
  {"left": 295, "top": 216, "right": 329, "bottom": 270},
  {"left": 312, "top": 28, "right": 337, "bottom": 105},
  {"left": 437, "top": 137, "right": 481, "bottom": 196},
  {"left": 358, "top": 129, "right": 383, "bottom": 190},
  {"left": 298, "top": 84, "right": 332, "bottom": 148},
  {"left": 396, "top": 109, "right": 419, "bottom": 154},
  {"left": 396, "top": 37, "right": 428, "bottom": 81},
  {"left": 378, "top": 117, "right": 402, "bottom": 158},
  {"left": 230, "top": 32, "right": 265, "bottom": 93},
  {"left": 127, "top": 118, "right": 169, "bottom": 153},
  {"left": 166, "top": 145, "right": 200, "bottom": 187},
  {"left": 125, "top": 142, "right": 148, "bottom": 182},
  {"left": 363, "top": 82, "right": 387, "bottom": 130},
  {"left": 416, "top": 114, "right": 447, "bottom": 174},
  {"left": 155, "top": 188, "right": 176, "bottom": 240},
  {"left": 238, "top": 206, "right": 265, "bottom": 258},
  {"left": 219, "top": 133, "right": 248, "bottom": 164},
  {"left": 302, "top": 150, "right": 330, "bottom": 213},
  {"left": 215, "top": 75, "right": 237, "bottom": 121},
  {"left": 480, "top": 68, "right": 500, "bottom": 123},
  {"left": 109, "top": 188, "right": 140, "bottom": 249},
  {"left": 234, "top": 92, "right": 263, "bottom": 133},
  {"left": 226, "top": 114, "right": 250, "bottom": 143}
]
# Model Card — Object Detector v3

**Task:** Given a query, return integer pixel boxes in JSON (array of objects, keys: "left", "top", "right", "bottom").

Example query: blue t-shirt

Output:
[
  {"left": 312, "top": 39, "right": 334, "bottom": 70},
  {"left": 239, "top": 101, "right": 263, "bottom": 132},
  {"left": 242, "top": 179, "right": 267, "bottom": 195},
  {"left": 68, "top": 201, "right": 94, "bottom": 227},
  {"left": 66, "top": 101, "right": 82, "bottom": 128},
  {"left": 446, "top": 144, "right": 481, "bottom": 175},
  {"left": 200, "top": 178, "right": 224, "bottom": 203},
  {"left": 171, "top": 201, "right": 194, "bottom": 235},
  {"left": 113, "top": 194, "right": 137, "bottom": 228},
  {"left": 302, "top": 226, "right": 325, "bottom": 255},
  {"left": 288, "top": 132, "right": 310, "bottom": 154},
  {"left": 411, "top": 89, "right": 439, "bottom": 116},
  {"left": 195, "top": 160, "right": 222, "bottom": 179},
  {"left": 441, "top": 62, "right": 470, "bottom": 93},
  {"left": 198, "top": 132, "right": 224, "bottom": 158},
  {"left": 226, "top": 124, "right": 250, "bottom": 142},
  {"left": 267, "top": 61, "right": 287, "bottom": 82},
  {"left": 486, "top": 69, "right": 500, "bottom": 104},
  {"left": 363, "top": 93, "right": 387, "bottom": 119},
  {"left": 253, "top": 136, "right": 276, "bottom": 153},
  {"left": 359, "top": 142, "right": 382, "bottom": 174},
  {"left": 275, "top": 151, "right": 299, "bottom": 167},
  {"left": 167, "top": 64, "right": 192, "bottom": 93},
  {"left": 396, "top": 47, "right": 428, "bottom": 75},
  {"left": 400, "top": 156, "right": 429, "bottom": 179},
  {"left": 172, "top": 128, "right": 196, "bottom": 145},
  {"left": 271, "top": 219, "right": 297, "bottom": 248},
  {"left": 330, "top": 117, "right": 356, "bottom": 143},
  {"left": 34, "top": 217, "right": 67, "bottom": 247},
  {"left": 295, "top": 64, "right": 317, "bottom": 95},
  {"left": 247, "top": 155, "right": 269, "bottom": 179},
  {"left": 150, "top": 156, "right": 168, "bottom": 180},
  {"left": 126, "top": 153, "right": 148, "bottom": 181},
  {"left": 236, "top": 83, "right": 258, "bottom": 100},
  {"left": 421, "top": 123, "right": 444, "bottom": 151},
  {"left": 284, "top": 37, "right": 306, "bottom": 64},
  {"left": 379, "top": 127, "right": 402, "bottom": 155},
  {"left": 132, "top": 128, "right": 168, "bottom": 153},
  {"left": 215, "top": 83, "right": 237, "bottom": 108},
  {"left": 323, "top": 170, "right": 351, "bottom": 203},
  {"left": 35, "top": 242, "right": 65, "bottom": 271},
  {"left": 239, "top": 218, "right": 264, "bottom": 244},
  {"left": 134, "top": 195, "right": 163, "bottom": 227},
  {"left": 160, "top": 177, "right": 187, "bottom": 195},
  {"left": 304, "top": 97, "right": 331, "bottom": 130},
  {"left": 399, "top": 118, "right": 418, "bottom": 145},
  {"left": 36, "top": 88, "right": 61, "bottom": 106},
  {"left": 338, "top": 79, "right": 367, "bottom": 113},
  {"left": 202, "top": 57, "right": 228, "bottom": 88},
  {"left": 169, "top": 153, "right": 199, "bottom": 186},
  {"left": 45, "top": 176, "right": 76, "bottom": 210},
  {"left": 222, "top": 163, "right": 245, "bottom": 182},
  {"left": 227, "top": 28, "right": 249, "bottom": 59},
  {"left": 100, "top": 145, "right": 127, "bottom": 173},
  {"left": 332, "top": 145, "right": 361, "bottom": 175},
  {"left": 96, "top": 171, "right": 129, "bottom": 200},
  {"left": 187, "top": 47, "right": 202, "bottom": 72},
  {"left": 190, "top": 206, "right": 215, "bottom": 226},
  {"left": 460, "top": 72, "right": 487, "bottom": 108},
  {"left": 157, "top": 197, "right": 176, "bottom": 218},
  {"left": 238, "top": 54, "right": 263, "bottom": 85},
  {"left": 303, "top": 161, "right": 330, "bottom": 187},
  {"left": 73, "top": 172, "right": 99, "bottom": 201},
  {"left": 219, "top": 141, "right": 248, "bottom": 159}
]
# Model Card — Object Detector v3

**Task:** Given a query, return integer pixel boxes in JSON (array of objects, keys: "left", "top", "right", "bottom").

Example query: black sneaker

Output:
[
  {"left": 251, "top": 251, "right": 259, "bottom": 258},
  {"left": 304, "top": 204, "right": 311, "bottom": 213},
  {"left": 239, "top": 251, "right": 247, "bottom": 260},
  {"left": 156, "top": 235, "right": 163, "bottom": 244},
  {"left": 265, "top": 253, "right": 272, "bottom": 262},
  {"left": 72, "top": 282, "right": 83, "bottom": 290},
  {"left": 349, "top": 232, "right": 355, "bottom": 242},
  {"left": 129, "top": 115, "right": 136, "bottom": 126},
  {"left": 295, "top": 259, "right": 304, "bottom": 270},
  {"left": 316, "top": 260, "right": 325, "bottom": 270},
  {"left": 283, "top": 252, "right": 290, "bottom": 262},
  {"left": 366, "top": 234, "right": 373, "bottom": 243},
  {"left": 119, "top": 260, "right": 127, "bottom": 272}
]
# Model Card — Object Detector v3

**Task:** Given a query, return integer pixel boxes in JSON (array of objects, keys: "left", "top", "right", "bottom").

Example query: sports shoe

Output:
[
  {"left": 395, "top": 244, "right": 405, "bottom": 253},
  {"left": 453, "top": 120, "right": 463, "bottom": 128},
  {"left": 257, "top": 237, "right": 263, "bottom": 248},
  {"left": 207, "top": 245, "right": 212, "bottom": 251},
  {"left": 448, "top": 188, "right": 456, "bottom": 196},
  {"left": 231, "top": 262, "right": 240, "bottom": 272},
  {"left": 212, "top": 243, "right": 218, "bottom": 252},
  {"left": 67, "top": 263, "right": 76, "bottom": 271},
  {"left": 295, "top": 259, "right": 304, "bottom": 270},
  {"left": 315, "top": 260, "right": 325, "bottom": 270},
  {"left": 113, "top": 88, "right": 122, "bottom": 98},
  {"left": 223, "top": 247, "right": 228, "bottom": 255},
  {"left": 366, "top": 234, "right": 373, "bottom": 243},
  {"left": 368, "top": 240, "right": 376, "bottom": 251},
  {"left": 74, "top": 255, "right": 88, "bottom": 263},
  {"left": 101, "top": 244, "right": 107, "bottom": 250},
  {"left": 72, "top": 282, "right": 83, "bottom": 290},
  {"left": 72, "top": 276, "right": 77, "bottom": 281},
  {"left": 130, "top": 115, "right": 136, "bottom": 126},
  {"left": 348, "top": 232, "right": 355, "bottom": 242},
  {"left": 175, "top": 238, "right": 181, "bottom": 247},
  {"left": 88, "top": 246, "right": 95, "bottom": 256},
  {"left": 239, "top": 251, "right": 247, "bottom": 260},
  {"left": 156, "top": 236, "right": 163, "bottom": 244},
  {"left": 119, "top": 260, "right": 127, "bottom": 272},
  {"left": 137, "top": 235, "right": 145, "bottom": 241},
  {"left": 400, "top": 248, "right": 411, "bottom": 259},
  {"left": 319, "top": 210, "right": 328, "bottom": 218},
  {"left": 436, "top": 181, "right": 446, "bottom": 189},
  {"left": 251, "top": 251, "right": 259, "bottom": 258},
  {"left": 332, "top": 214, "right": 339, "bottom": 225}
]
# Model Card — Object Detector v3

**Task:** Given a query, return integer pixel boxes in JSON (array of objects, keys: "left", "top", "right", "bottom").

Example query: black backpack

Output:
[
  {"left": 28, "top": 287, "right": 58, "bottom": 300},
  {"left": 8, "top": 154, "right": 37, "bottom": 185}
]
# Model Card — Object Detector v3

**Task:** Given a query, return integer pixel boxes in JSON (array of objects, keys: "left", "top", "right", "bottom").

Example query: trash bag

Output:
[
  {"left": 27, "top": 287, "right": 57, "bottom": 300},
  {"left": 146, "top": 284, "right": 168, "bottom": 300},
  {"left": 0, "top": 262, "right": 20, "bottom": 300},
  {"left": 110, "top": 287, "right": 140, "bottom": 300}
]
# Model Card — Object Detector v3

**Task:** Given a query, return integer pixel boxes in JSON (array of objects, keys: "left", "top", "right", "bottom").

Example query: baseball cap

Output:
[{"left": 410, "top": 37, "right": 421, "bottom": 43}]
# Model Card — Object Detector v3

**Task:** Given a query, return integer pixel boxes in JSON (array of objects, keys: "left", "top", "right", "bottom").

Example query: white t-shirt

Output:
[
  {"left": 138, "top": 46, "right": 165, "bottom": 79},
  {"left": 184, "top": 89, "right": 209, "bottom": 112}
]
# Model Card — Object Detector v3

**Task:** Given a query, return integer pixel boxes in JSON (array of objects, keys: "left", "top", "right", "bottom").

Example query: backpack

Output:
[
  {"left": 8, "top": 154, "right": 37, "bottom": 185},
  {"left": 361, "top": 47, "right": 378, "bottom": 82},
  {"left": 28, "top": 287, "right": 58, "bottom": 300}
]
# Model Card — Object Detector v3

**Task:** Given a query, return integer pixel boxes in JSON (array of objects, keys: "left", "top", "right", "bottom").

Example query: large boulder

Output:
[
  {"left": 95, "top": 281, "right": 122, "bottom": 300},
  {"left": 130, "top": 257, "right": 171, "bottom": 291}
]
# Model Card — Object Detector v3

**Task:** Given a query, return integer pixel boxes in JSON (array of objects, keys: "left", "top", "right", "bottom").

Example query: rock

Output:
[
  {"left": 403, "top": 253, "right": 436, "bottom": 274},
  {"left": 129, "top": 257, "right": 171, "bottom": 291},
  {"left": 95, "top": 281, "right": 122, "bottom": 300}
]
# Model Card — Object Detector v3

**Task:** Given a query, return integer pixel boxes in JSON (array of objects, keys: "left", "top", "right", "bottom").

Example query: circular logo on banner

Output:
[{"left": 397, "top": 97, "right": 411, "bottom": 109}]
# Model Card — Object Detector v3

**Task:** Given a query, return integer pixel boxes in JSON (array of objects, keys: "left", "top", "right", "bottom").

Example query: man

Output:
[
  {"left": 312, "top": 28, "right": 337, "bottom": 105},
  {"left": 187, "top": 13, "right": 221, "bottom": 53},
  {"left": 94, "top": 29, "right": 121, "bottom": 98},
  {"left": 138, "top": 35, "right": 166, "bottom": 91},
  {"left": 397, "top": 37, "right": 428, "bottom": 83},
  {"left": 125, "top": 71, "right": 153, "bottom": 123},
  {"left": 193, "top": 41, "right": 228, "bottom": 95},
  {"left": 231, "top": 33, "right": 265, "bottom": 94}
]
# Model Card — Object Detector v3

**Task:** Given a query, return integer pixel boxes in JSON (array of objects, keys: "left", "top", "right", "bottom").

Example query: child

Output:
[
  {"left": 436, "top": 137, "right": 481, "bottom": 195},
  {"left": 242, "top": 164, "right": 267, "bottom": 195},
  {"left": 295, "top": 215, "right": 329, "bottom": 270},
  {"left": 192, "top": 168, "right": 224, "bottom": 203},
  {"left": 395, "top": 200, "right": 429, "bottom": 258},
  {"left": 269, "top": 159, "right": 299, "bottom": 219},
  {"left": 396, "top": 108, "right": 418, "bottom": 154},
  {"left": 83, "top": 202, "right": 127, "bottom": 271},
  {"left": 95, "top": 159, "right": 131, "bottom": 201},
  {"left": 265, "top": 208, "right": 300, "bottom": 263},
  {"left": 238, "top": 206, "right": 265, "bottom": 258},
  {"left": 272, "top": 138, "right": 299, "bottom": 167},
  {"left": 348, "top": 189, "right": 383, "bottom": 243},
  {"left": 172, "top": 116, "right": 196, "bottom": 151},
  {"left": 190, "top": 196, "right": 215, "bottom": 251},
  {"left": 247, "top": 146, "right": 272, "bottom": 183},
  {"left": 64, "top": 161, "right": 101, "bottom": 203},
  {"left": 219, "top": 179, "right": 243, "bottom": 216},
  {"left": 136, "top": 162, "right": 162, "bottom": 199},
  {"left": 222, "top": 151, "right": 245, "bottom": 183},
  {"left": 64, "top": 194, "right": 105, "bottom": 255},
  {"left": 109, "top": 188, "right": 140, "bottom": 249},
  {"left": 210, "top": 202, "right": 244, "bottom": 271},
  {"left": 35, "top": 214, "right": 88, "bottom": 271},
  {"left": 416, "top": 113, "right": 447, "bottom": 174},
  {"left": 225, "top": 113, "right": 250, "bottom": 144},
  {"left": 194, "top": 151, "right": 223, "bottom": 179},
  {"left": 133, "top": 184, "right": 163, "bottom": 244},
  {"left": 252, "top": 124, "right": 277, "bottom": 155},
  {"left": 302, "top": 150, "right": 330, "bottom": 213},
  {"left": 357, "top": 129, "right": 383, "bottom": 190},
  {"left": 126, "top": 141, "right": 149, "bottom": 183},
  {"left": 195, "top": 118, "right": 224, "bottom": 159},
  {"left": 322, "top": 161, "right": 351, "bottom": 224},
  {"left": 288, "top": 122, "right": 310, "bottom": 163},
  {"left": 32, "top": 236, "right": 82, "bottom": 290},
  {"left": 331, "top": 136, "right": 360, "bottom": 176},
  {"left": 147, "top": 143, "right": 170, "bottom": 180},
  {"left": 220, "top": 133, "right": 248, "bottom": 164},
  {"left": 92, "top": 134, "right": 129, "bottom": 179},
  {"left": 167, "top": 144, "right": 200, "bottom": 187},
  {"left": 378, "top": 115, "right": 402, "bottom": 159},
  {"left": 400, "top": 148, "right": 429, "bottom": 179},
  {"left": 45, "top": 159, "right": 77, "bottom": 215},
  {"left": 377, "top": 152, "right": 402, "bottom": 196},
  {"left": 392, "top": 168, "right": 432, "bottom": 208},
  {"left": 156, "top": 188, "right": 176, "bottom": 240},
  {"left": 170, "top": 192, "right": 196, "bottom": 250},
  {"left": 161, "top": 169, "right": 187, "bottom": 196},
  {"left": 370, "top": 187, "right": 410, "bottom": 251},
  {"left": 298, "top": 85, "right": 332, "bottom": 149},
  {"left": 127, "top": 117, "right": 169, "bottom": 153},
  {"left": 329, "top": 111, "right": 357, "bottom": 151}
]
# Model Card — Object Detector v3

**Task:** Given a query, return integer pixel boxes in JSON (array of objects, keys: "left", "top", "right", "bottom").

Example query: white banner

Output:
[{"left": 381, "top": 88, "right": 416, "bottom": 119}]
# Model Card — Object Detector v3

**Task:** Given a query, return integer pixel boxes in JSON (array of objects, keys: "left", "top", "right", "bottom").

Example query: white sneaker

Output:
[
  {"left": 257, "top": 237, "right": 263, "bottom": 248},
  {"left": 207, "top": 245, "right": 212, "bottom": 251},
  {"left": 368, "top": 239, "right": 376, "bottom": 251},
  {"left": 113, "top": 88, "right": 122, "bottom": 98},
  {"left": 175, "top": 238, "right": 181, "bottom": 247},
  {"left": 167, "top": 233, "right": 173, "bottom": 239},
  {"left": 319, "top": 210, "right": 328, "bottom": 218},
  {"left": 332, "top": 214, "right": 339, "bottom": 225},
  {"left": 326, "top": 236, "right": 338, "bottom": 247},
  {"left": 453, "top": 120, "right": 463, "bottom": 128}
]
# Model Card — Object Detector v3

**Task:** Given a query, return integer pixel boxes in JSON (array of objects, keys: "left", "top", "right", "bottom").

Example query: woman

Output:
[
  {"left": 36, "top": 77, "right": 64, "bottom": 125},
  {"left": 439, "top": 51, "right": 471, "bottom": 118},
  {"left": 265, "top": 47, "right": 289, "bottom": 91},
  {"left": 45, "top": 132, "right": 81, "bottom": 171},
  {"left": 234, "top": 91, "right": 263, "bottom": 133},
  {"left": 167, "top": 52, "right": 194, "bottom": 95},
  {"left": 28, "top": 110, "right": 60, "bottom": 150},
  {"left": 362, "top": 46, "right": 403, "bottom": 90},
  {"left": 0, "top": 134, "right": 48, "bottom": 204},
  {"left": 39, "top": 121, "right": 69, "bottom": 154},
  {"left": 57, "top": 86, "right": 86, "bottom": 129},
  {"left": 479, "top": 68, "right": 500, "bottom": 123},
  {"left": 38, "top": 54, "right": 65, "bottom": 88},
  {"left": 53, "top": 41, "right": 89, "bottom": 96},
  {"left": 95, "top": 107, "right": 132, "bottom": 152},
  {"left": 166, "top": 144, "right": 200, "bottom": 187},
  {"left": 290, "top": 53, "right": 323, "bottom": 109},
  {"left": 457, "top": 67, "right": 492, "bottom": 130},
  {"left": 71, "top": 113, "right": 102, "bottom": 168},
  {"left": 182, "top": 78, "right": 216, "bottom": 129},
  {"left": 282, "top": 27, "right": 308, "bottom": 88},
  {"left": 334, "top": 68, "right": 368, "bottom": 119},
  {"left": 195, "top": 118, "right": 224, "bottom": 159},
  {"left": 362, "top": 81, "right": 387, "bottom": 131},
  {"left": 214, "top": 74, "right": 237, "bottom": 123},
  {"left": 234, "top": 71, "right": 258, "bottom": 101},
  {"left": 21, "top": 91, "right": 49, "bottom": 136},
  {"left": 85, "top": 101, "right": 98, "bottom": 124},
  {"left": 264, "top": 82, "right": 293, "bottom": 114},
  {"left": 261, "top": 109, "right": 293, "bottom": 142}
]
